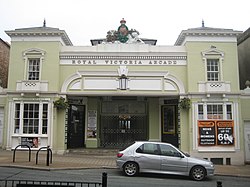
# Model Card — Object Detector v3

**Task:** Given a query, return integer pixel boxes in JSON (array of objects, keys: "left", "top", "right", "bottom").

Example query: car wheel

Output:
[
  {"left": 123, "top": 162, "right": 139, "bottom": 176},
  {"left": 190, "top": 166, "right": 206, "bottom": 181}
]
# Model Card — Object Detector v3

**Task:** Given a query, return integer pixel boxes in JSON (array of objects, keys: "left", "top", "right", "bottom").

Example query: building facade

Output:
[
  {"left": 0, "top": 38, "right": 10, "bottom": 147},
  {"left": 2, "top": 20, "right": 247, "bottom": 165},
  {"left": 237, "top": 27, "right": 250, "bottom": 163}
]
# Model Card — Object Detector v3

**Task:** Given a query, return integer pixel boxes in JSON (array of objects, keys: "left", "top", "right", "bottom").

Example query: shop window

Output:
[
  {"left": 14, "top": 102, "right": 48, "bottom": 134},
  {"left": 198, "top": 104, "right": 204, "bottom": 119},
  {"left": 207, "top": 104, "right": 223, "bottom": 119},
  {"left": 198, "top": 103, "right": 232, "bottom": 120}
]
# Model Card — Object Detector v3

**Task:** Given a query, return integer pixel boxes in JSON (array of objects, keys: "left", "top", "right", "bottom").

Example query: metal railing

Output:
[
  {"left": 13, "top": 144, "right": 31, "bottom": 163},
  {"left": 0, "top": 172, "right": 107, "bottom": 187},
  {"left": 36, "top": 146, "right": 52, "bottom": 166}
]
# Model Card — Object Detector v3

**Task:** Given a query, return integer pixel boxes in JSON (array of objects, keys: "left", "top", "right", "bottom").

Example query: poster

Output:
[
  {"left": 216, "top": 121, "right": 234, "bottom": 145},
  {"left": 21, "top": 137, "right": 38, "bottom": 148},
  {"left": 198, "top": 121, "right": 216, "bottom": 146},
  {"left": 87, "top": 110, "right": 97, "bottom": 138},
  {"left": 198, "top": 120, "right": 234, "bottom": 146}
]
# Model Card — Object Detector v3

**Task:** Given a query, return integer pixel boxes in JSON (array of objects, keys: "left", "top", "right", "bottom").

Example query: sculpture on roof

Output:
[{"left": 104, "top": 18, "right": 144, "bottom": 44}]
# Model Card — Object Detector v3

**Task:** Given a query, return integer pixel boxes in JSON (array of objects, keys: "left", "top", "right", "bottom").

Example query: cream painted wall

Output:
[
  {"left": 185, "top": 42, "right": 240, "bottom": 93},
  {"left": 8, "top": 41, "right": 62, "bottom": 92}
]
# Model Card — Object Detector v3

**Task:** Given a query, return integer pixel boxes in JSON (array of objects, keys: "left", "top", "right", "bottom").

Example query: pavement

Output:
[{"left": 0, "top": 149, "right": 250, "bottom": 178}]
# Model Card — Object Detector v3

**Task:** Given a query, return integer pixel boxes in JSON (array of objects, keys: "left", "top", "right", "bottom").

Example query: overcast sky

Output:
[{"left": 0, "top": 0, "right": 249, "bottom": 46}]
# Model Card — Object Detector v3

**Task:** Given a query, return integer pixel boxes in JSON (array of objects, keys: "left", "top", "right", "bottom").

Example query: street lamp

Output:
[{"left": 119, "top": 75, "right": 128, "bottom": 90}]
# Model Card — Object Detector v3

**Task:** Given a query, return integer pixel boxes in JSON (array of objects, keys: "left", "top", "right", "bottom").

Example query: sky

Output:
[{"left": 0, "top": 0, "right": 249, "bottom": 46}]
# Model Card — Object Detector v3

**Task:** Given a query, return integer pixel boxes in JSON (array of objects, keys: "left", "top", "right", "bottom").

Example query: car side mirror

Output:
[{"left": 176, "top": 152, "right": 184, "bottom": 158}]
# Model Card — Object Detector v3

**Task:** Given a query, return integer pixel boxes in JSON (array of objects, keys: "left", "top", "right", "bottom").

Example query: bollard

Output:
[
  {"left": 102, "top": 172, "right": 107, "bottom": 187},
  {"left": 46, "top": 146, "right": 50, "bottom": 166},
  {"left": 217, "top": 181, "right": 222, "bottom": 187}
]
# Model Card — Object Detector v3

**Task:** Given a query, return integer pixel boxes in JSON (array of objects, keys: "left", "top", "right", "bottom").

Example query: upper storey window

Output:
[
  {"left": 202, "top": 47, "right": 224, "bottom": 82},
  {"left": 207, "top": 59, "right": 219, "bottom": 81},
  {"left": 23, "top": 48, "right": 45, "bottom": 81},
  {"left": 28, "top": 58, "right": 40, "bottom": 80}
]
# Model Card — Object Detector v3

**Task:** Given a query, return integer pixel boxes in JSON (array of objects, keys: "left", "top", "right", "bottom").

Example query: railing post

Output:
[
  {"left": 217, "top": 181, "right": 222, "bottom": 187},
  {"left": 13, "top": 145, "right": 31, "bottom": 162},
  {"left": 46, "top": 146, "right": 50, "bottom": 166},
  {"left": 102, "top": 172, "right": 107, "bottom": 187}
]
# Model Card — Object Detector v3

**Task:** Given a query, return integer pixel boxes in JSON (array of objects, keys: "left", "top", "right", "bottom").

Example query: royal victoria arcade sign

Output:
[{"left": 60, "top": 55, "right": 187, "bottom": 66}]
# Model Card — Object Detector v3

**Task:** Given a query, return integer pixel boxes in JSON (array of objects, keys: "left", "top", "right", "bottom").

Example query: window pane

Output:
[
  {"left": 207, "top": 59, "right": 219, "bottom": 81},
  {"left": 226, "top": 104, "right": 232, "bottom": 119},
  {"left": 207, "top": 104, "right": 223, "bottom": 119},
  {"left": 162, "top": 105, "right": 176, "bottom": 133},
  {"left": 28, "top": 59, "right": 40, "bottom": 80},
  {"left": 159, "top": 144, "right": 179, "bottom": 157},
  {"left": 23, "top": 103, "right": 39, "bottom": 134},
  {"left": 198, "top": 104, "right": 204, "bottom": 119},
  {"left": 14, "top": 103, "right": 20, "bottom": 133},
  {"left": 42, "top": 104, "right": 48, "bottom": 134}
]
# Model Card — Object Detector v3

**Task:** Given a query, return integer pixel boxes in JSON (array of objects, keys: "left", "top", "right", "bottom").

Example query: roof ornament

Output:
[
  {"left": 104, "top": 19, "right": 144, "bottom": 44},
  {"left": 202, "top": 19, "right": 205, "bottom": 27},
  {"left": 43, "top": 19, "right": 46, "bottom": 27}
]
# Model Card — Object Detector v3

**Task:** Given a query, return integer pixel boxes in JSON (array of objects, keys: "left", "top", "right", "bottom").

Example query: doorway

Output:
[
  {"left": 244, "top": 121, "right": 250, "bottom": 163},
  {"left": 67, "top": 105, "right": 85, "bottom": 149},
  {"left": 161, "top": 104, "right": 179, "bottom": 147},
  {"left": 100, "top": 97, "right": 148, "bottom": 148}
]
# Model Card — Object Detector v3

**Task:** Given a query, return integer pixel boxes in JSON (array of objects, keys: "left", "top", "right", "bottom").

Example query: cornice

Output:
[
  {"left": 175, "top": 28, "right": 243, "bottom": 46},
  {"left": 5, "top": 27, "right": 72, "bottom": 46},
  {"left": 60, "top": 55, "right": 187, "bottom": 60}
]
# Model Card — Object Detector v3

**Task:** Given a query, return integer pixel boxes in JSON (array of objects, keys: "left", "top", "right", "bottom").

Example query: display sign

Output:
[
  {"left": 21, "top": 137, "right": 38, "bottom": 148},
  {"left": 217, "top": 121, "right": 234, "bottom": 145},
  {"left": 198, "top": 121, "right": 216, "bottom": 145},
  {"left": 87, "top": 110, "right": 97, "bottom": 138},
  {"left": 198, "top": 120, "right": 234, "bottom": 146}
]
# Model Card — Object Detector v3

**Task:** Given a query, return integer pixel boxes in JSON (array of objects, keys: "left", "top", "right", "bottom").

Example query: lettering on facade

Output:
[{"left": 67, "top": 59, "right": 183, "bottom": 65}]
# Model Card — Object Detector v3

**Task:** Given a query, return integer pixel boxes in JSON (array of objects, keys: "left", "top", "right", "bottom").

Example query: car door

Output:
[
  {"left": 159, "top": 144, "right": 188, "bottom": 173},
  {"left": 134, "top": 143, "right": 161, "bottom": 172}
]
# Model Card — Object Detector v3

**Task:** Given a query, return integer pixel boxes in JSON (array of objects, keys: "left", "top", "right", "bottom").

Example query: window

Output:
[
  {"left": 14, "top": 102, "right": 49, "bottom": 134},
  {"left": 207, "top": 59, "right": 219, "bottom": 81},
  {"left": 202, "top": 47, "right": 224, "bottom": 82},
  {"left": 23, "top": 103, "right": 39, "bottom": 134},
  {"left": 136, "top": 143, "right": 159, "bottom": 155},
  {"left": 159, "top": 144, "right": 180, "bottom": 157},
  {"left": 22, "top": 48, "right": 45, "bottom": 81},
  {"left": 28, "top": 59, "right": 40, "bottom": 80},
  {"left": 198, "top": 103, "right": 232, "bottom": 120},
  {"left": 207, "top": 104, "right": 223, "bottom": 119},
  {"left": 162, "top": 105, "right": 176, "bottom": 134},
  {"left": 198, "top": 104, "right": 204, "bottom": 119}
]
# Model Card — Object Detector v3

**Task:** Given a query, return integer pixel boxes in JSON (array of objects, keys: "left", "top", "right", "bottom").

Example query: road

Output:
[{"left": 1, "top": 167, "right": 250, "bottom": 187}]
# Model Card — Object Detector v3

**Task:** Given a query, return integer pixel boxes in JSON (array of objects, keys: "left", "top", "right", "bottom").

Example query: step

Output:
[{"left": 68, "top": 148, "right": 119, "bottom": 156}]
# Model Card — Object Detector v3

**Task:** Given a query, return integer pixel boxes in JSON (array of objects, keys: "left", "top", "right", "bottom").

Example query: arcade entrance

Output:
[{"left": 100, "top": 97, "right": 147, "bottom": 148}]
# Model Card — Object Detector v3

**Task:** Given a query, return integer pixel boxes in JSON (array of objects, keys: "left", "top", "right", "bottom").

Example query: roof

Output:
[
  {"left": 237, "top": 27, "right": 250, "bottom": 45},
  {"left": 5, "top": 26, "right": 73, "bottom": 46},
  {"left": 175, "top": 26, "right": 243, "bottom": 46},
  {"left": 90, "top": 38, "right": 157, "bottom": 46},
  {"left": 0, "top": 38, "right": 10, "bottom": 48}
]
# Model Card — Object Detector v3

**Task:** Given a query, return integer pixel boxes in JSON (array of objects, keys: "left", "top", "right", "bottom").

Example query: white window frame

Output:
[
  {"left": 14, "top": 101, "right": 49, "bottom": 135},
  {"left": 202, "top": 47, "right": 224, "bottom": 82},
  {"left": 198, "top": 103, "right": 233, "bottom": 120},
  {"left": 23, "top": 48, "right": 45, "bottom": 81}
]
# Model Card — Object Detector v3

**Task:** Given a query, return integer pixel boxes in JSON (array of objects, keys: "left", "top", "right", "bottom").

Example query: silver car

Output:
[{"left": 116, "top": 141, "right": 214, "bottom": 181}]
